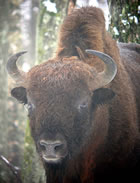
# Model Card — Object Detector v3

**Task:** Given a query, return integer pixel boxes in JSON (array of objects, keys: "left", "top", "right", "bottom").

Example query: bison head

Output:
[{"left": 7, "top": 50, "right": 117, "bottom": 165}]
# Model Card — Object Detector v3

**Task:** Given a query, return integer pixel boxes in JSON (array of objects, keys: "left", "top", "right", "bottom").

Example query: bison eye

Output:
[{"left": 78, "top": 102, "right": 88, "bottom": 112}]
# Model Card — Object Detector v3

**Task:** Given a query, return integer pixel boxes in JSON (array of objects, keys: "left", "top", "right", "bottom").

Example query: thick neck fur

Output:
[
  {"left": 45, "top": 142, "right": 97, "bottom": 183},
  {"left": 36, "top": 6, "right": 140, "bottom": 183},
  {"left": 54, "top": 5, "right": 140, "bottom": 176}
]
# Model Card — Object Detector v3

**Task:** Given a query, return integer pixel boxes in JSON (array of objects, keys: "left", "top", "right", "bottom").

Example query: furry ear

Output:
[
  {"left": 11, "top": 87, "right": 27, "bottom": 104},
  {"left": 92, "top": 88, "right": 115, "bottom": 105}
]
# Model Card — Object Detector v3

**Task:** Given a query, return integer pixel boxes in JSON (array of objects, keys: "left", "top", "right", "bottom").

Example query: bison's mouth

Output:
[{"left": 42, "top": 154, "right": 65, "bottom": 164}]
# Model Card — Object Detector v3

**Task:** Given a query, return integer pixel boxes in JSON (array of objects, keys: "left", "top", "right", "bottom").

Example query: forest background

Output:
[{"left": 0, "top": 0, "right": 139, "bottom": 182}]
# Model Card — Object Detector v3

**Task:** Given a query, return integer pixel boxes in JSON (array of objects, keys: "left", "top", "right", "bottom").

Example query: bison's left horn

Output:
[
  {"left": 6, "top": 51, "right": 27, "bottom": 83},
  {"left": 86, "top": 49, "right": 117, "bottom": 88}
]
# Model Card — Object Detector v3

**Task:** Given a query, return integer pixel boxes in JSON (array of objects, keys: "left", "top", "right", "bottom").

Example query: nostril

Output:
[
  {"left": 54, "top": 143, "right": 64, "bottom": 152},
  {"left": 39, "top": 140, "right": 47, "bottom": 147},
  {"left": 40, "top": 140, "right": 46, "bottom": 145},
  {"left": 39, "top": 140, "right": 64, "bottom": 152},
  {"left": 39, "top": 140, "right": 46, "bottom": 151}
]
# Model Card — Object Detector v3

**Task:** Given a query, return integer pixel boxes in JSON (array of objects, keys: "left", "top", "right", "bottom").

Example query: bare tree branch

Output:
[{"left": 0, "top": 155, "right": 23, "bottom": 183}]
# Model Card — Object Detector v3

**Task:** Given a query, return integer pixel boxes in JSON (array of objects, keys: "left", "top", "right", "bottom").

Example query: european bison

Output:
[{"left": 7, "top": 7, "right": 140, "bottom": 183}]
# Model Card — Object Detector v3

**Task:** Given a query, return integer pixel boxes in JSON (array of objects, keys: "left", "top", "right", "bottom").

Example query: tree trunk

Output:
[
  {"left": 0, "top": 0, "right": 26, "bottom": 182},
  {"left": 108, "top": 0, "right": 140, "bottom": 43}
]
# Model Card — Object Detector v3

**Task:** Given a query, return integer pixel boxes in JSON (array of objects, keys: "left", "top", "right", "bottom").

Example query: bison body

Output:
[{"left": 7, "top": 7, "right": 140, "bottom": 183}]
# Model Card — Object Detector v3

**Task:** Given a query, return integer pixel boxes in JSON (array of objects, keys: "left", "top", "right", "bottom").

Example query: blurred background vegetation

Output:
[{"left": 0, "top": 0, "right": 139, "bottom": 182}]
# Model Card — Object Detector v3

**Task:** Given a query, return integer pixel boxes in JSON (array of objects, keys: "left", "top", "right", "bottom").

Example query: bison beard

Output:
[{"left": 7, "top": 7, "right": 140, "bottom": 183}]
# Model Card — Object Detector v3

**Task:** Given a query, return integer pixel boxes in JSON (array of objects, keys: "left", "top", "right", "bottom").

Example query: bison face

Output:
[
  {"left": 7, "top": 51, "right": 117, "bottom": 165},
  {"left": 10, "top": 60, "right": 115, "bottom": 165}
]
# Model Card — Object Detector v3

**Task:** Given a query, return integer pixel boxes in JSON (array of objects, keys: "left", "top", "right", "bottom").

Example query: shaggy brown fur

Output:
[{"left": 10, "top": 7, "right": 140, "bottom": 183}]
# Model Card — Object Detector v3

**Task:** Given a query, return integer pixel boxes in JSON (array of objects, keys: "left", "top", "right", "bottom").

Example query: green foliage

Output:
[
  {"left": 109, "top": 0, "right": 140, "bottom": 43},
  {"left": 22, "top": 120, "right": 34, "bottom": 182},
  {"left": 36, "top": 0, "right": 68, "bottom": 64},
  {"left": 22, "top": 120, "right": 45, "bottom": 183},
  {"left": 0, "top": 0, "right": 26, "bottom": 182}
]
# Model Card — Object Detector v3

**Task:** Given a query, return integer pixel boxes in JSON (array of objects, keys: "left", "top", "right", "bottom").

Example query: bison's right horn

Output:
[
  {"left": 6, "top": 51, "right": 27, "bottom": 83},
  {"left": 86, "top": 49, "right": 117, "bottom": 89}
]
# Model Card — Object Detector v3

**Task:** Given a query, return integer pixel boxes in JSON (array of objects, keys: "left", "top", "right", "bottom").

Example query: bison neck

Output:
[
  {"left": 45, "top": 162, "right": 81, "bottom": 183},
  {"left": 44, "top": 152, "right": 96, "bottom": 183}
]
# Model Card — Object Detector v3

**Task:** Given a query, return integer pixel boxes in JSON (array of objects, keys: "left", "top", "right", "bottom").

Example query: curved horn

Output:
[
  {"left": 6, "top": 51, "right": 27, "bottom": 83},
  {"left": 85, "top": 49, "right": 117, "bottom": 88}
]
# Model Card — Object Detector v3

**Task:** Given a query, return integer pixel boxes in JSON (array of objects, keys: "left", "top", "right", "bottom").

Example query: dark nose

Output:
[{"left": 39, "top": 140, "right": 65, "bottom": 156}]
